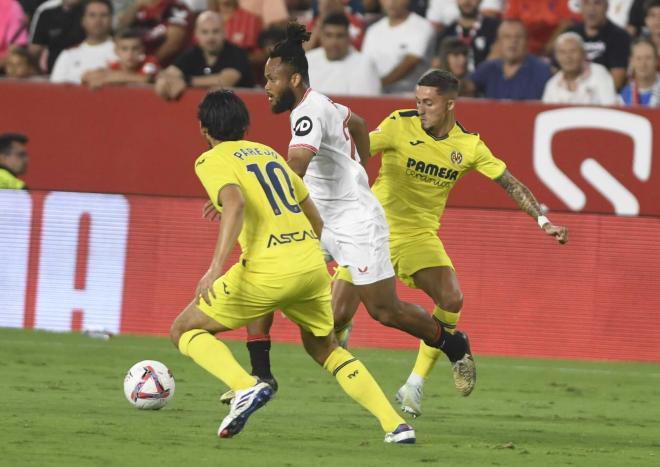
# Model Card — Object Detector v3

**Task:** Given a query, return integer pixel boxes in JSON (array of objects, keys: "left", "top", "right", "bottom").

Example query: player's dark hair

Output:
[
  {"left": 269, "top": 22, "right": 311, "bottom": 84},
  {"left": 0, "top": 133, "right": 28, "bottom": 155},
  {"left": 322, "top": 13, "right": 350, "bottom": 29},
  {"left": 417, "top": 69, "right": 460, "bottom": 95},
  {"left": 198, "top": 90, "right": 250, "bottom": 141},
  {"left": 82, "top": 0, "right": 113, "bottom": 16},
  {"left": 115, "top": 28, "right": 144, "bottom": 42}
]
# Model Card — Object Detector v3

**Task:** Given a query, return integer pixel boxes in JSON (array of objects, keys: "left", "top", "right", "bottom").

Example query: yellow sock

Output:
[
  {"left": 433, "top": 306, "right": 461, "bottom": 334},
  {"left": 178, "top": 329, "right": 257, "bottom": 390},
  {"left": 411, "top": 340, "right": 442, "bottom": 380},
  {"left": 323, "top": 347, "right": 404, "bottom": 433}
]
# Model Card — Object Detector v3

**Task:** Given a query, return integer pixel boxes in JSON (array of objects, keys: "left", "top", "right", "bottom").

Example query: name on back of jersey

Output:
[{"left": 232, "top": 146, "right": 278, "bottom": 160}]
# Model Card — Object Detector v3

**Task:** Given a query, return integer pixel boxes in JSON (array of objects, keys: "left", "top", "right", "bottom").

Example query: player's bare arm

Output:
[
  {"left": 347, "top": 112, "right": 370, "bottom": 168},
  {"left": 299, "top": 195, "right": 323, "bottom": 238},
  {"left": 196, "top": 184, "right": 245, "bottom": 305},
  {"left": 287, "top": 147, "right": 315, "bottom": 178},
  {"left": 494, "top": 169, "right": 568, "bottom": 244}
]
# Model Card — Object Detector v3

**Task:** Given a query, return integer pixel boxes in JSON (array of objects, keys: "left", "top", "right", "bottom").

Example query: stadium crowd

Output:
[{"left": 1, "top": 0, "right": 659, "bottom": 106}]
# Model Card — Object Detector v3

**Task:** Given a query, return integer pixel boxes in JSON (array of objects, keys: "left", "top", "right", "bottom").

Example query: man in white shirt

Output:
[
  {"left": 543, "top": 31, "right": 617, "bottom": 105},
  {"left": 306, "top": 13, "right": 381, "bottom": 96},
  {"left": 50, "top": 0, "right": 117, "bottom": 84},
  {"left": 361, "top": 0, "right": 435, "bottom": 94}
]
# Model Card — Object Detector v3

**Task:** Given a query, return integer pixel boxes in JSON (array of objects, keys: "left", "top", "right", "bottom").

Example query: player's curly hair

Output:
[
  {"left": 198, "top": 90, "right": 250, "bottom": 141},
  {"left": 269, "top": 22, "right": 311, "bottom": 84}
]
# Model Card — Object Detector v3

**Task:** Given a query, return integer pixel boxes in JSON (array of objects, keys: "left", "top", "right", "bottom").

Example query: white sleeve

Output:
[
  {"left": 350, "top": 55, "right": 382, "bottom": 96},
  {"left": 289, "top": 108, "right": 323, "bottom": 154},
  {"left": 406, "top": 17, "right": 435, "bottom": 59},
  {"left": 49, "top": 51, "right": 71, "bottom": 83}
]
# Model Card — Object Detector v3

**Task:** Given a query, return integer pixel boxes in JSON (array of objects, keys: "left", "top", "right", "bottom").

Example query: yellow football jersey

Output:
[
  {"left": 195, "top": 140, "right": 324, "bottom": 275},
  {"left": 370, "top": 109, "right": 506, "bottom": 234},
  {"left": 0, "top": 168, "right": 25, "bottom": 189}
]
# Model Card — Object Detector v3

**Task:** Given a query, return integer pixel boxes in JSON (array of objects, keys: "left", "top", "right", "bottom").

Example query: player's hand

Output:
[
  {"left": 196, "top": 268, "right": 220, "bottom": 306},
  {"left": 542, "top": 222, "right": 568, "bottom": 245},
  {"left": 203, "top": 200, "right": 220, "bottom": 221}
]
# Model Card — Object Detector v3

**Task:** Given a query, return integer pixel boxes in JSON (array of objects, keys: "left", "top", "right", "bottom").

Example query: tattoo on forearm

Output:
[{"left": 495, "top": 170, "right": 543, "bottom": 219}]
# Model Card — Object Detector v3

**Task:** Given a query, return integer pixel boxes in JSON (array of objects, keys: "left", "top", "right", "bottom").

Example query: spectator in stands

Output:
[
  {"left": 436, "top": 0, "right": 499, "bottom": 72},
  {"left": 218, "top": 0, "right": 263, "bottom": 59},
  {"left": 625, "top": 0, "right": 647, "bottom": 36},
  {"left": 50, "top": 0, "right": 116, "bottom": 84},
  {"left": 237, "top": 0, "right": 289, "bottom": 27},
  {"left": 0, "top": 132, "right": 28, "bottom": 190},
  {"left": 0, "top": 0, "right": 29, "bottom": 70},
  {"left": 306, "top": 13, "right": 380, "bottom": 95},
  {"left": 81, "top": 28, "right": 159, "bottom": 89},
  {"left": 362, "top": 0, "right": 435, "bottom": 94},
  {"left": 426, "top": 0, "right": 504, "bottom": 32},
  {"left": 620, "top": 38, "right": 660, "bottom": 105},
  {"left": 116, "top": 0, "right": 192, "bottom": 66},
  {"left": 4, "top": 45, "right": 41, "bottom": 79},
  {"left": 468, "top": 19, "right": 551, "bottom": 100},
  {"left": 503, "top": 0, "right": 578, "bottom": 56},
  {"left": 643, "top": 0, "right": 660, "bottom": 63},
  {"left": 542, "top": 32, "right": 617, "bottom": 105},
  {"left": 568, "top": 0, "right": 631, "bottom": 90},
  {"left": 433, "top": 37, "right": 471, "bottom": 95},
  {"left": 305, "top": 0, "right": 365, "bottom": 51},
  {"left": 29, "top": 0, "right": 85, "bottom": 72},
  {"left": 155, "top": 11, "right": 254, "bottom": 100}
]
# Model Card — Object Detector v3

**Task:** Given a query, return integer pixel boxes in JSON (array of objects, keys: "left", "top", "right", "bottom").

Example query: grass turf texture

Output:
[{"left": 1, "top": 328, "right": 658, "bottom": 467}]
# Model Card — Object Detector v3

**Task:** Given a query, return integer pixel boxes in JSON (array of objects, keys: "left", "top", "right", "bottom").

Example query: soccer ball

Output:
[{"left": 123, "top": 360, "right": 175, "bottom": 410}]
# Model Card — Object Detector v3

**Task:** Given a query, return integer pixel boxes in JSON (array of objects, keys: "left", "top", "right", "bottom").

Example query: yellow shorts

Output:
[
  {"left": 197, "top": 262, "right": 334, "bottom": 337},
  {"left": 334, "top": 231, "right": 453, "bottom": 289}
]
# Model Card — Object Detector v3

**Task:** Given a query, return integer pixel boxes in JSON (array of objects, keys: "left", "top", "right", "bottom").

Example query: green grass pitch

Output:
[{"left": 1, "top": 328, "right": 658, "bottom": 467}]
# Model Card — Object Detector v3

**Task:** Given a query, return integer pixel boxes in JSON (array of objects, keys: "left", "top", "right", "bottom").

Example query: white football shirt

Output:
[{"left": 288, "top": 89, "right": 384, "bottom": 227}]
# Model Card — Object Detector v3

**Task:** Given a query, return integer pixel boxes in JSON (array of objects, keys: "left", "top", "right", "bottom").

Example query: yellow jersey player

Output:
[
  {"left": 0, "top": 133, "right": 29, "bottom": 190},
  {"left": 334, "top": 69, "right": 569, "bottom": 417},
  {"left": 169, "top": 90, "right": 415, "bottom": 443}
]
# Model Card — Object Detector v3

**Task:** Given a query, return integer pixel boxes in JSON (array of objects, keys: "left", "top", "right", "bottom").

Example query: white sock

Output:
[{"left": 406, "top": 372, "right": 424, "bottom": 387}]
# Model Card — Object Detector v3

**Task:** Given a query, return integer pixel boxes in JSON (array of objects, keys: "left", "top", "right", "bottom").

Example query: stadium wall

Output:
[
  {"left": 1, "top": 81, "right": 660, "bottom": 216},
  {"left": 1, "top": 189, "right": 659, "bottom": 362}
]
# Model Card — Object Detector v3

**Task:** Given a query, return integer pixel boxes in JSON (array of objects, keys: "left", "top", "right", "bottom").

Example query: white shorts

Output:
[{"left": 320, "top": 215, "right": 395, "bottom": 286}]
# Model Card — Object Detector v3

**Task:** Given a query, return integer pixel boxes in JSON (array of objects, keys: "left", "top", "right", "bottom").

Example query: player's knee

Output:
[
  {"left": 169, "top": 319, "right": 187, "bottom": 350},
  {"left": 438, "top": 291, "right": 463, "bottom": 312},
  {"left": 333, "top": 302, "right": 353, "bottom": 330}
]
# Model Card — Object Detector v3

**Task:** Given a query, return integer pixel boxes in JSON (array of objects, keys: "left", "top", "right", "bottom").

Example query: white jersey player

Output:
[{"left": 288, "top": 88, "right": 393, "bottom": 285}]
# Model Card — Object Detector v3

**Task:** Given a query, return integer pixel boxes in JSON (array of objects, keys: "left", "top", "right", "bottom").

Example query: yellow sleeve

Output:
[
  {"left": 369, "top": 111, "right": 399, "bottom": 155},
  {"left": 472, "top": 138, "right": 507, "bottom": 180},
  {"left": 194, "top": 155, "right": 238, "bottom": 210}
]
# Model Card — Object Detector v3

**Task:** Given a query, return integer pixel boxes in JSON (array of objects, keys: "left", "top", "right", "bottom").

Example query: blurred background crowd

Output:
[{"left": 1, "top": 0, "right": 659, "bottom": 106}]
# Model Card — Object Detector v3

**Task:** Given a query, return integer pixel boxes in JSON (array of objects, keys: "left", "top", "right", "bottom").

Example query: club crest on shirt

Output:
[
  {"left": 450, "top": 150, "right": 463, "bottom": 165},
  {"left": 293, "top": 116, "right": 313, "bottom": 136}
]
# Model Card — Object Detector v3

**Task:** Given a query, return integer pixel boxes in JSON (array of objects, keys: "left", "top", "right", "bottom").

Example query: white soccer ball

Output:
[{"left": 123, "top": 360, "right": 175, "bottom": 410}]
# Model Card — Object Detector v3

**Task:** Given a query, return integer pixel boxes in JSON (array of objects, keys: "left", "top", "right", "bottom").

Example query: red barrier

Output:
[
  {"left": 1, "top": 81, "right": 659, "bottom": 216},
  {"left": 2, "top": 190, "right": 659, "bottom": 362}
]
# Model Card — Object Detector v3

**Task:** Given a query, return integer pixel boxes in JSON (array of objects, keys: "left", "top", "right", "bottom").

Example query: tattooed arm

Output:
[{"left": 494, "top": 170, "right": 568, "bottom": 244}]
